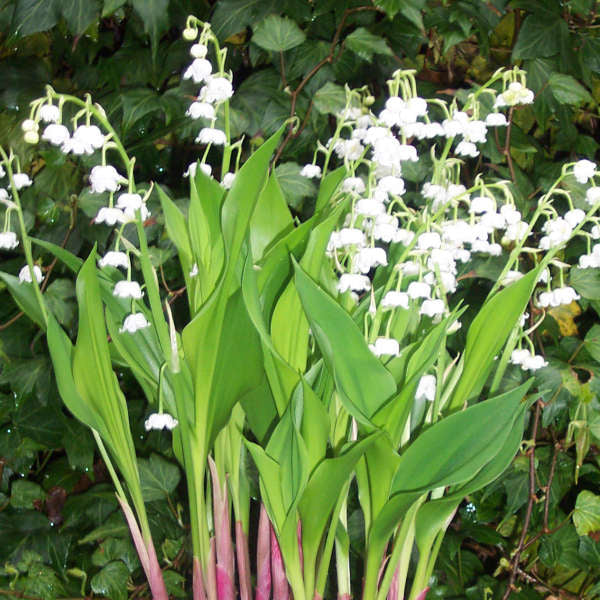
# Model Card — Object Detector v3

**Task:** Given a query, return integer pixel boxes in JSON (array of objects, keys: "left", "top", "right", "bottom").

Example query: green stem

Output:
[{"left": 0, "top": 147, "right": 48, "bottom": 327}]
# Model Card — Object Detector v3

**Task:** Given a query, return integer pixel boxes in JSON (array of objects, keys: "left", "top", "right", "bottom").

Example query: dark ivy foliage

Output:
[{"left": 1, "top": 0, "right": 600, "bottom": 598}]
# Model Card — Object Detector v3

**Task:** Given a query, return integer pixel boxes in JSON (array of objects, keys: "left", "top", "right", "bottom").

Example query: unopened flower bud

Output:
[
  {"left": 21, "top": 119, "right": 38, "bottom": 133},
  {"left": 183, "top": 27, "right": 198, "bottom": 41},
  {"left": 24, "top": 131, "right": 39, "bottom": 144}
]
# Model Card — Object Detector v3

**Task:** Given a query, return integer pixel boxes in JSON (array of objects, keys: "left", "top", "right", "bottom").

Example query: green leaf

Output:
[
  {"left": 252, "top": 14, "right": 306, "bottom": 52},
  {"left": 573, "top": 490, "right": 600, "bottom": 535},
  {"left": 549, "top": 73, "right": 592, "bottom": 105},
  {"left": 211, "top": 0, "right": 278, "bottom": 41},
  {"left": 92, "top": 537, "right": 139, "bottom": 572},
  {"left": 10, "top": 480, "right": 45, "bottom": 509},
  {"left": 313, "top": 82, "right": 346, "bottom": 116},
  {"left": 130, "top": 0, "right": 169, "bottom": 56},
  {"left": 274, "top": 162, "right": 317, "bottom": 209},
  {"left": 512, "top": 16, "right": 567, "bottom": 60},
  {"left": 59, "top": 0, "right": 100, "bottom": 35},
  {"left": 102, "top": 0, "right": 127, "bottom": 16},
  {"left": 139, "top": 453, "right": 181, "bottom": 502},
  {"left": 250, "top": 172, "right": 293, "bottom": 261},
  {"left": 293, "top": 259, "right": 397, "bottom": 424},
  {"left": 90, "top": 560, "right": 130, "bottom": 600},
  {"left": 30, "top": 237, "right": 83, "bottom": 273},
  {"left": 449, "top": 268, "right": 540, "bottom": 409},
  {"left": 12, "top": 0, "right": 60, "bottom": 36},
  {"left": 79, "top": 511, "right": 128, "bottom": 544},
  {"left": 373, "top": 0, "right": 425, "bottom": 26},
  {"left": 393, "top": 380, "right": 533, "bottom": 493},
  {"left": 345, "top": 27, "right": 392, "bottom": 60},
  {"left": 0, "top": 271, "right": 47, "bottom": 330},
  {"left": 570, "top": 266, "right": 600, "bottom": 299},
  {"left": 121, "top": 89, "right": 163, "bottom": 131}
]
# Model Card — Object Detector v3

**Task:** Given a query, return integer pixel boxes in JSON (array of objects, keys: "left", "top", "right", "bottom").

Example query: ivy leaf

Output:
[
  {"left": 573, "top": 490, "right": 600, "bottom": 535},
  {"left": 59, "top": 0, "right": 100, "bottom": 35},
  {"left": 345, "top": 27, "right": 392, "bottom": 60},
  {"left": 313, "top": 81, "right": 346, "bottom": 115},
  {"left": 570, "top": 267, "right": 600, "bottom": 300},
  {"left": 121, "top": 89, "right": 163, "bottom": 131},
  {"left": 90, "top": 560, "right": 130, "bottom": 600},
  {"left": 139, "top": 453, "right": 181, "bottom": 502},
  {"left": 252, "top": 14, "right": 306, "bottom": 52},
  {"left": 373, "top": 0, "right": 425, "bottom": 28},
  {"left": 10, "top": 480, "right": 45, "bottom": 509},
  {"left": 211, "top": 0, "right": 278, "bottom": 41},
  {"left": 512, "top": 16, "right": 567, "bottom": 60},
  {"left": 549, "top": 73, "right": 593, "bottom": 105},
  {"left": 130, "top": 0, "right": 169, "bottom": 57},
  {"left": 274, "top": 162, "right": 317, "bottom": 210},
  {"left": 11, "top": 0, "right": 60, "bottom": 36}
]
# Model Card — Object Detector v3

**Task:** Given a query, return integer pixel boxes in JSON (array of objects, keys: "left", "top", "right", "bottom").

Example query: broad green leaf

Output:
[
  {"left": 512, "top": 16, "right": 567, "bottom": 60},
  {"left": 102, "top": 0, "right": 127, "bottom": 16},
  {"left": 92, "top": 538, "right": 139, "bottom": 572},
  {"left": 12, "top": 0, "right": 60, "bottom": 36},
  {"left": 449, "top": 268, "right": 540, "bottom": 409},
  {"left": 415, "top": 409, "right": 528, "bottom": 558},
  {"left": 293, "top": 259, "right": 397, "bottom": 423},
  {"left": 59, "top": 0, "right": 100, "bottom": 35},
  {"left": 392, "top": 380, "right": 532, "bottom": 493},
  {"left": 315, "top": 165, "right": 346, "bottom": 212},
  {"left": 0, "top": 272, "right": 47, "bottom": 330},
  {"left": 313, "top": 82, "right": 347, "bottom": 116},
  {"left": 30, "top": 237, "right": 83, "bottom": 273},
  {"left": 573, "top": 490, "right": 600, "bottom": 535},
  {"left": 549, "top": 73, "right": 592, "bottom": 105},
  {"left": 252, "top": 14, "right": 306, "bottom": 52},
  {"left": 345, "top": 27, "right": 392, "bottom": 60},
  {"left": 44, "top": 278, "right": 75, "bottom": 326},
  {"left": 90, "top": 560, "right": 129, "bottom": 600},
  {"left": 138, "top": 454, "right": 181, "bottom": 502}
]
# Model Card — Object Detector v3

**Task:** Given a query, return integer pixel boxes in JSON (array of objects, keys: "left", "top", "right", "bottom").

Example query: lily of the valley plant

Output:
[{"left": 1, "top": 16, "right": 598, "bottom": 600}]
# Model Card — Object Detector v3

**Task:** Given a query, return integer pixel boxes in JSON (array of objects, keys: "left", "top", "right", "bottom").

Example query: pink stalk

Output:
[
  {"left": 337, "top": 596, "right": 351, "bottom": 600},
  {"left": 386, "top": 565, "right": 399, "bottom": 600},
  {"left": 117, "top": 497, "right": 168, "bottom": 600},
  {"left": 207, "top": 537, "right": 218, "bottom": 600},
  {"left": 415, "top": 587, "right": 430, "bottom": 600},
  {"left": 193, "top": 556, "right": 208, "bottom": 600},
  {"left": 255, "top": 504, "right": 272, "bottom": 600},
  {"left": 209, "top": 459, "right": 235, "bottom": 600},
  {"left": 236, "top": 521, "right": 252, "bottom": 600},
  {"left": 271, "top": 525, "right": 290, "bottom": 600}
]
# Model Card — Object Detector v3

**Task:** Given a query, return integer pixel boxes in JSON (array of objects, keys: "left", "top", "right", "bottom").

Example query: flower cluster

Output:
[
  {"left": 305, "top": 67, "right": 600, "bottom": 387},
  {"left": 181, "top": 17, "right": 237, "bottom": 188}
]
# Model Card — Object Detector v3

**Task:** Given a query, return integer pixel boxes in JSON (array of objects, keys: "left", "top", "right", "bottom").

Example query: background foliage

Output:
[{"left": 1, "top": 0, "right": 600, "bottom": 598}]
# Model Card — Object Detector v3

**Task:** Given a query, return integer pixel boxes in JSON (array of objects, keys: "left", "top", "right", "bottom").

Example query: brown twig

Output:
[
  {"left": 272, "top": 5, "right": 381, "bottom": 164},
  {"left": 502, "top": 399, "right": 542, "bottom": 600}
]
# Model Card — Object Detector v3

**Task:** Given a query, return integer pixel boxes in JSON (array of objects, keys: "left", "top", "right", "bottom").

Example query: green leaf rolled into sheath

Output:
[
  {"left": 47, "top": 313, "right": 105, "bottom": 436},
  {"left": 449, "top": 268, "right": 540, "bottom": 410},
  {"left": 292, "top": 258, "right": 397, "bottom": 424},
  {"left": 156, "top": 184, "right": 193, "bottom": 272}
]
